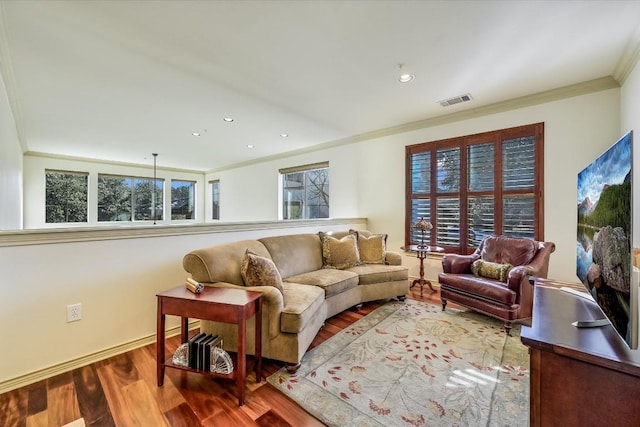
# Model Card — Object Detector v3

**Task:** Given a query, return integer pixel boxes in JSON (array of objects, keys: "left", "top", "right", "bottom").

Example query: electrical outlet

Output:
[{"left": 67, "top": 303, "right": 82, "bottom": 322}]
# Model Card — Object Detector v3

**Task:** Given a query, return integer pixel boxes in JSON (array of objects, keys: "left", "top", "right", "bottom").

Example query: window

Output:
[
  {"left": 211, "top": 180, "right": 220, "bottom": 220},
  {"left": 45, "top": 170, "right": 88, "bottom": 223},
  {"left": 280, "top": 162, "right": 329, "bottom": 220},
  {"left": 406, "top": 123, "right": 544, "bottom": 253},
  {"left": 171, "top": 180, "right": 195, "bottom": 220},
  {"left": 98, "top": 174, "right": 164, "bottom": 222}
]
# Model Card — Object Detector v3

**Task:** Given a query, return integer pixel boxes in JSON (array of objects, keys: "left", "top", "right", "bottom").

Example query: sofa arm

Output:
[
  {"left": 385, "top": 251, "right": 402, "bottom": 265},
  {"left": 442, "top": 253, "right": 478, "bottom": 274},
  {"left": 202, "top": 281, "right": 284, "bottom": 308},
  {"left": 201, "top": 281, "right": 284, "bottom": 339}
]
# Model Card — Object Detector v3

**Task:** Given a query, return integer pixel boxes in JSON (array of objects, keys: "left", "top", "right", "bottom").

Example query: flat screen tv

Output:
[{"left": 576, "top": 130, "right": 636, "bottom": 349}]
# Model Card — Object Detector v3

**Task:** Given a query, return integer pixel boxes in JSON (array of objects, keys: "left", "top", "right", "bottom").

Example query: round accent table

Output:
[{"left": 407, "top": 245, "right": 444, "bottom": 296}]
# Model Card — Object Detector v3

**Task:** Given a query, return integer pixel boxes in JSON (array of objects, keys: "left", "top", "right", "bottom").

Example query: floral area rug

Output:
[{"left": 267, "top": 300, "right": 529, "bottom": 427}]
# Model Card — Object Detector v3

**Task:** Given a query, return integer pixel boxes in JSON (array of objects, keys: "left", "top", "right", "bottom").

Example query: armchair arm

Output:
[
  {"left": 505, "top": 241, "right": 556, "bottom": 292},
  {"left": 442, "top": 253, "right": 479, "bottom": 274},
  {"left": 506, "top": 265, "right": 536, "bottom": 292}
]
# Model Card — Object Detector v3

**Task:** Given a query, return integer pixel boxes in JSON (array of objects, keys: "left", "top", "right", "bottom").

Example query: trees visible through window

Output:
[
  {"left": 171, "top": 180, "right": 195, "bottom": 220},
  {"left": 280, "top": 162, "right": 329, "bottom": 220},
  {"left": 98, "top": 174, "right": 164, "bottom": 222},
  {"left": 211, "top": 180, "right": 220, "bottom": 220},
  {"left": 406, "top": 123, "right": 544, "bottom": 253},
  {"left": 45, "top": 170, "right": 88, "bottom": 223}
]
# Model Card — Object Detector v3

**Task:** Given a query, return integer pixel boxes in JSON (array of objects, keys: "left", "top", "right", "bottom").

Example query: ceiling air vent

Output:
[{"left": 439, "top": 93, "right": 473, "bottom": 107}]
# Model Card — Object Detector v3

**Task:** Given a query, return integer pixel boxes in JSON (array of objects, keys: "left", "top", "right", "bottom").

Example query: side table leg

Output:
[
  {"left": 255, "top": 299, "right": 262, "bottom": 382},
  {"left": 411, "top": 278, "right": 424, "bottom": 297},
  {"left": 156, "top": 301, "right": 165, "bottom": 387},
  {"left": 237, "top": 315, "right": 247, "bottom": 406},
  {"left": 181, "top": 317, "right": 189, "bottom": 343}
]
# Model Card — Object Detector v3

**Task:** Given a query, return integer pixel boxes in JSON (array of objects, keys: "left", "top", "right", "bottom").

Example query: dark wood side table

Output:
[
  {"left": 521, "top": 279, "right": 640, "bottom": 426},
  {"left": 407, "top": 244, "right": 444, "bottom": 296},
  {"left": 156, "top": 286, "right": 262, "bottom": 406}
]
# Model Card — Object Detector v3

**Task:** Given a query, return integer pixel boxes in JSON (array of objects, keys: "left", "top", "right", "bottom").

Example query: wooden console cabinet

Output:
[{"left": 521, "top": 279, "right": 640, "bottom": 426}]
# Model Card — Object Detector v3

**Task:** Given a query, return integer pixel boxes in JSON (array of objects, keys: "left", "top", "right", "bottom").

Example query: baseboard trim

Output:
[{"left": 0, "top": 321, "right": 200, "bottom": 394}]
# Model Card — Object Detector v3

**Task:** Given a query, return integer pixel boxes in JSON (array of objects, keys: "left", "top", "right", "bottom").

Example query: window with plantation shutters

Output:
[{"left": 405, "top": 123, "right": 544, "bottom": 253}]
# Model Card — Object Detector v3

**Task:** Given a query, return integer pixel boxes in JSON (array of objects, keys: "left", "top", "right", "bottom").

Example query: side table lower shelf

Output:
[{"left": 161, "top": 351, "right": 260, "bottom": 381}]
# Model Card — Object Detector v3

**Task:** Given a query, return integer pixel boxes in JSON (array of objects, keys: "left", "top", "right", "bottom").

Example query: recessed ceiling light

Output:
[
  {"left": 247, "top": 144, "right": 254, "bottom": 148},
  {"left": 280, "top": 133, "right": 288, "bottom": 138},
  {"left": 192, "top": 132, "right": 201, "bottom": 137},
  {"left": 223, "top": 117, "right": 234, "bottom": 122},
  {"left": 398, "top": 73, "right": 415, "bottom": 83},
  {"left": 397, "top": 63, "right": 415, "bottom": 83}
]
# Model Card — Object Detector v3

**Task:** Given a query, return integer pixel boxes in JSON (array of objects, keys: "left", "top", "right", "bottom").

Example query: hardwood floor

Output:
[{"left": 0, "top": 288, "right": 449, "bottom": 427}]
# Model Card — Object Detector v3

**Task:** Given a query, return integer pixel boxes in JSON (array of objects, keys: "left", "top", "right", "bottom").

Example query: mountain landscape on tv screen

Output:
[{"left": 576, "top": 134, "right": 632, "bottom": 345}]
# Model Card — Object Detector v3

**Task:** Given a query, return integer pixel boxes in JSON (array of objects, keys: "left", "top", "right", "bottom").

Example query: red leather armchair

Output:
[{"left": 438, "top": 235, "right": 556, "bottom": 334}]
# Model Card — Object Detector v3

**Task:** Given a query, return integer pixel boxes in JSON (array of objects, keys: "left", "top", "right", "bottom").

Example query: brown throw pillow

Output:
[
  {"left": 320, "top": 232, "right": 361, "bottom": 269},
  {"left": 240, "top": 249, "right": 284, "bottom": 293},
  {"left": 357, "top": 233, "right": 387, "bottom": 264},
  {"left": 471, "top": 259, "right": 513, "bottom": 283}
]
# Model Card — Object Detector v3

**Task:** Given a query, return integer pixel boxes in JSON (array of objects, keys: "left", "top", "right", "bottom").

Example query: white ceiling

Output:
[{"left": 1, "top": 1, "right": 640, "bottom": 171}]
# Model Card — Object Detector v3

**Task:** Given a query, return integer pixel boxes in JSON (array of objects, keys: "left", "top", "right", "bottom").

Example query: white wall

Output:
[
  {"left": 207, "top": 143, "right": 360, "bottom": 222},
  {"left": 620, "top": 60, "right": 640, "bottom": 248},
  {"left": 0, "top": 71, "right": 23, "bottom": 230}
]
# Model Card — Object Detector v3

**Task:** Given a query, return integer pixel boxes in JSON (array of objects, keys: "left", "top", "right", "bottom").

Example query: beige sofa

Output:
[{"left": 183, "top": 230, "right": 408, "bottom": 368}]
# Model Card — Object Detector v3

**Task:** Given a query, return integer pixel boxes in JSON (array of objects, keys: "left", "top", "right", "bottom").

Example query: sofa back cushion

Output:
[
  {"left": 480, "top": 236, "right": 537, "bottom": 267},
  {"left": 259, "top": 233, "right": 323, "bottom": 279},
  {"left": 183, "top": 240, "right": 271, "bottom": 285}
]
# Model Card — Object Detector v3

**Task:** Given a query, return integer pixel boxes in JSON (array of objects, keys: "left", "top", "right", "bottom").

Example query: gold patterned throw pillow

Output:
[
  {"left": 240, "top": 249, "right": 284, "bottom": 293},
  {"left": 320, "top": 232, "right": 361, "bottom": 269},
  {"left": 357, "top": 233, "right": 387, "bottom": 264},
  {"left": 471, "top": 259, "right": 513, "bottom": 283}
]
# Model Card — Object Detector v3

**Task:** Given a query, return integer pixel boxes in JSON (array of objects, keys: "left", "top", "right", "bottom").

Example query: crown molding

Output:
[
  {"left": 208, "top": 76, "right": 619, "bottom": 173},
  {"left": 613, "top": 25, "right": 640, "bottom": 85},
  {"left": 24, "top": 151, "right": 205, "bottom": 174}
]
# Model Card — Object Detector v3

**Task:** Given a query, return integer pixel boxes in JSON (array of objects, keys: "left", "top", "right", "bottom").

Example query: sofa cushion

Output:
[
  {"left": 320, "top": 232, "right": 361, "bottom": 269},
  {"left": 347, "top": 264, "right": 408, "bottom": 286},
  {"left": 471, "top": 259, "right": 513, "bottom": 283},
  {"left": 259, "top": 234, "right": 324, "bottom": 279},
  {"left": 280, "top": 282, "right": 326, "bottom": 333},
  {"left": 240, "top": 249, "right": 284, "bottom": 293},
  {"left": 285, "top": 269, "right": 359, "bottom": 298},
  {"left": 481, "top": 236, "right": 537, "bottom": 266},
  {"left": 356, "top": 233, "right": 387, "bottom": 264}
]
